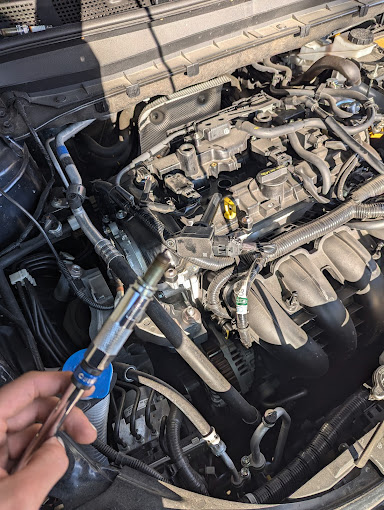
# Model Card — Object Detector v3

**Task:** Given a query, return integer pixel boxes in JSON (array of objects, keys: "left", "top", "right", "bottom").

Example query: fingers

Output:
[
  {"left": 7, "top": 397, "right": 97, "bottom": 445},
  {"left": 6, "top": 424, "right": 41, "bottom": 462},
  {"left": 0, "top": 371, "right": 73, "bottom": 421},
  {"left": 0, "top": 437, "right": 69, "bottom": 510}
]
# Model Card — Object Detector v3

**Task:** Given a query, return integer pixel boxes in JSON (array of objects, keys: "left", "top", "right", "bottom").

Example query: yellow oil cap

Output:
[{"left": 223, "top": 197, "right": 236, "bottom": 220}]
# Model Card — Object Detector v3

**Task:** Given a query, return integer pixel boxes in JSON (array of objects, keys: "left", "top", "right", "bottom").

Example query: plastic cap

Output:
[
  {"left": 348, "top": 28, "right": 374, "bottom": 46},
  {"left": 63, "top": 349, "right": 113, "bottom": 400}
]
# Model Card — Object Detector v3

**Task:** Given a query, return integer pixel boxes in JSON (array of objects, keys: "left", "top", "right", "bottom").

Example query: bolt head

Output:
[
  {"left": 116, "top": 210, "right": 126, "bottom": 219},
  {"left": 241, "top": 455, "right": 251, "bottom": 466},
  {"left": 240, "top": 467, "right": 250, "bottom": 477}
]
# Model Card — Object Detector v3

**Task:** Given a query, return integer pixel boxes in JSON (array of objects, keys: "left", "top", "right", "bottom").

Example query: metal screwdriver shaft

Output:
[{"left": 15, "top": 252, "right": 170, "bottom": 472}]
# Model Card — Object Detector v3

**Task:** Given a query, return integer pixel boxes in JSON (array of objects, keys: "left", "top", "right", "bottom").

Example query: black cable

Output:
[
  {"left": 116, "top": 381, "right": 142, "bottom": 441},
  {"left": 112, "top": 385, "right": 127, "bottom": 448},
  {"left": 25, "top": 282, "right": 70, "bottom": 359},
  {"left": 15, "top": 100, "right": 55, "bottom": 177},
  {"left": 0, "top": 269, "right": 43, "bottom": 370},
  {"left": 92, "top": 439, "right": 168, "bottom": 482},
  {"left": 30, "top": 297, "right": 61, "bottom": 365},
  {"left": 145, "top": 389, "right": 156, "bottom": 434},
  {"left": 0, "top": 186, "right": 113, "bottom": 311},
  {"left": 20, "top": 282, "right": 64, "bottom": 364},
  {"left": 0, "top": 176, "right": 55, "bottom": 258}
]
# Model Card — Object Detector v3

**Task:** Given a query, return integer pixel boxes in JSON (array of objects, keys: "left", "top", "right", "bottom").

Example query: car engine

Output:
[{"left": 2, "top": 11, "right": 384, "bottom": 508}]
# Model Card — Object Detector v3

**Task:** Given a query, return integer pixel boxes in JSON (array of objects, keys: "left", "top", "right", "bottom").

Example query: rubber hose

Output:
[
  {"left": 243, "top": 388, "right": 369, "bottom": 504},
  {"left": 80, "top": 130, "right": 129, "bottom": 158},
  {"left": 92, "top": 439, "right": 168, "bottom": 482},
  {"left": 310, "top": 102, "right": 384, "bottom": 173},
  {"left": 206, "top": 266, "right": 234, "bottom": 318},
  {"left": 323, "top": 88, "right": 368, "bottom": 103},
  {"left": 348, "top": 219, "right": 384, "bottom": 230},
  {"left": 287, "top": 132, "right": 331, "bottom": 194},
  {"left": 336, "top": 155, "right": 359, "bottom": 201},
  {"left": 320, "top": 93, "right": 354, "bottom": 119},
  {"left": 268, "top": 87, "right": 374, "bottom": 130},
  {"left": 252, "top": 62, "right": 278, "bottom": 74},
  {"left": 167, "top": 404, "right": 209, "bottom": 495},
  {"left": 292, "top": 55, "right": 361, "bottom": 86},
  {"left": 263, "top": 58, "right": 292, "bottom": 85}
]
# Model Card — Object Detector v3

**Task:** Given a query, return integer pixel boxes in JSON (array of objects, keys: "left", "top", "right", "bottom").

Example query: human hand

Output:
[{"left": 0, "top": 371, "right": 97, "bottom": 510}]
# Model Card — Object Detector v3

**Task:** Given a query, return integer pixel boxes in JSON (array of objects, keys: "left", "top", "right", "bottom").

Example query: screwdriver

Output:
[{"left": 15, "top": 251, "right": 170, "bottom": 471}]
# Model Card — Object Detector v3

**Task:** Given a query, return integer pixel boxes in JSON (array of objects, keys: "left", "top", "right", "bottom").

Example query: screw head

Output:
[{"left": 241, "top": 455, "right": 251, "bottom": 467}]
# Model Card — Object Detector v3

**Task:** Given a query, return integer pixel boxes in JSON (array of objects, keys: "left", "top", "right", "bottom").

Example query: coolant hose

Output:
[
  {"left": 92, "top": 439, "right": 168, "bottom": 482},
  {"left": 167, "top": 404, "right": 209, "bottom": 495},
  {"left": 243, "top": 388, "right": 369, "bottom": 504},
  {"left": 287, "top": 132, "right": 331, "bottom": 194},
  {"left": 292, "top": 55, "right": 361, "bottom": 87}
]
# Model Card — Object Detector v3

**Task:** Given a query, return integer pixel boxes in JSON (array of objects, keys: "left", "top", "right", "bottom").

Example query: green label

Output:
[{"left": 236, "top": 297, "right": 248, "bottom": 305}]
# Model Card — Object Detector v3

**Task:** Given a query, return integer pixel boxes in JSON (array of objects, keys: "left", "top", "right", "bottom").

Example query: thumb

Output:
[{"left": 11, "top": 437, "right": 69, "bottom": 510}]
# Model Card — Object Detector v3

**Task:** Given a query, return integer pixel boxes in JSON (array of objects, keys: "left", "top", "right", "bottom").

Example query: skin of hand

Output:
[{"left": 0, "top": 371, "right": 97, "bottom": 510}]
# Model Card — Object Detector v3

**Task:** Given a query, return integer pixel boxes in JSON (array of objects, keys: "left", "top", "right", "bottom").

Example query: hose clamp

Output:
[
  {"left": 67, "top": 184, "right": 86, "bottom": 203},
  {"left": 202, "top": 427, "right": 221, "bottom": 446}
]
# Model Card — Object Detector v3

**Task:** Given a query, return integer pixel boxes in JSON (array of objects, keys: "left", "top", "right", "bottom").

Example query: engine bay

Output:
[{"left": 2, "top": 13, "right": 384, "bottom": 509}]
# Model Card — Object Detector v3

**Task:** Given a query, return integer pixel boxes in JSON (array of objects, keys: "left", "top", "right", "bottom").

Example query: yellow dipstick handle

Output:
[{"left": 223, "top": 197, "right": 237, "bottom": 220}]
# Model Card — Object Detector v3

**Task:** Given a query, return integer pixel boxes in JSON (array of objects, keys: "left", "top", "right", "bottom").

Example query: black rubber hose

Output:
[
  {"left": 80, "top": 130, "right": 129, "bottom": 158},
  {"left": 0, "top": 268, "right": 43, "bottom": 370},
  {"left": 337, "top": 155, "right": 359, "bottom": 201},
  {"left": 112, "top": 385, "right": 127, "bottom": 447},
  {"left": 309, "top": 101, "right": 384, "bottom": 174},
  {"left": 108, "top": 256, "right": 260, "bottom": 425},
  {"left": 116, "top": 381, "right": 141, "bottom": 441},
  {"left": 92, "top": 439, "right": 168, "bottom": 482},
  {"left": 287, "top": 132, "right": 331, "bottom": 194},
  {"left": 291, "top": 55, "right": 361, "bottom": 87},
  {"left": 0, "top": 225, "right": 72, "bottom": 270},
  {"left": 243, "top": 388, "right": 369, "bottom": 504},
  {"left": 167, "top": 404, "right": 209, "bottom": 495}
]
